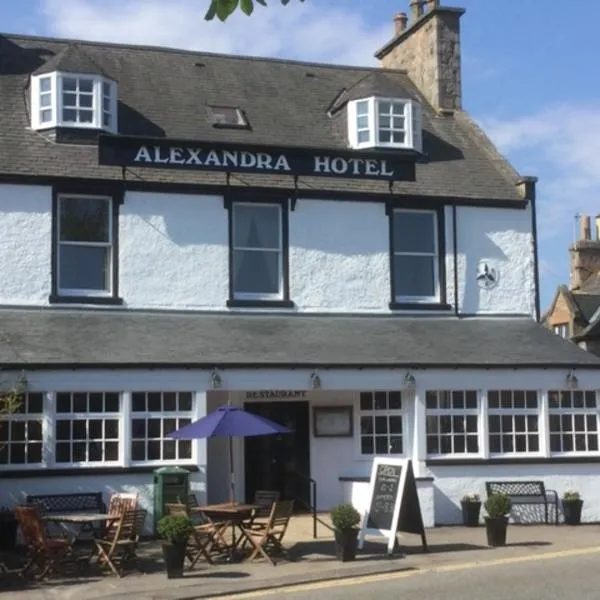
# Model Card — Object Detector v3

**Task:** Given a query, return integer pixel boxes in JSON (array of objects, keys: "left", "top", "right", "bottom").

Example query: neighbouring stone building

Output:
[
  {"left": 2, "top": 0, "right": 600, "bottom": 529},
  {"left": 543, "top": 214, "right": 600, "bottom": 355}
]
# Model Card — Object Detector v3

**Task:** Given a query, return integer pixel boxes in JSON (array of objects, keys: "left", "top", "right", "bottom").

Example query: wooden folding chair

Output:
[
  {"left": 240, "top": 499, "right": 294, "bottom": 566},
  {"left": 103, "top": 492, "right": 139, "bottom": 536},
  {"left": 166, "top": 499, "right": 227, "bottom": 568},
  {"left": 246, "top": 490, "right": 280, "bottom": 529},
  {"left": 14, "top": 505, "right": 71, "bottom": 579},
  {"left": 93, "top": 508, "right": 147, "bottom": 577}
]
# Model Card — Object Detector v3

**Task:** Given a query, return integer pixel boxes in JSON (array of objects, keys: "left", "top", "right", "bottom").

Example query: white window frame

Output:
[
  {"left": 56, "top": 194, "right": 113, "bottom": 298},
  {"left": 347, "top": 96, "right": 421, "bottom": 151},
  {"left": 130, "top": 391, "right": 195, "bottom": 466},
  {"left": 0, "top": 392, "right": 44, "bottom": 470},
  {"left": 1, "top": 390, "right": 198, "bottom": 471},
  {"left": 425, "top": 390, "right": 481, "bottom": 458},
  {"left": 553, "top": 324, "right": 569, "bottom": 338},
  {"left": 392, "top": 208, "right": 440, "bottom": 303},
  {"left": 548, "top": 390, "right": 600, "bottom": 456},
  {"left": 232, "top": 202, "right": 283, "bottom": 301},
  {"left": 356, "top": 391, "right": 406, "bottom": 459},
  {"left": 54, "top": 392, "right": 121, "bottom": 467},
  {"left": 488, "top": 390, "right": 542, "bottom": 456},
  {"left": 30, "top": 71, "right": 117, "bottom": 132}
]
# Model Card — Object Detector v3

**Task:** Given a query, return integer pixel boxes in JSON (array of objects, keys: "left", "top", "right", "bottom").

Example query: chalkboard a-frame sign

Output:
[{"left": 358, "top": 458, "right": 427, "bottom": 554}]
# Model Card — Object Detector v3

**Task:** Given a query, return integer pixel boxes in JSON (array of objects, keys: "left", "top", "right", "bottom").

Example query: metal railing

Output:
[{"left": 286, "top": 470, "right": 332, "bottom": 539}]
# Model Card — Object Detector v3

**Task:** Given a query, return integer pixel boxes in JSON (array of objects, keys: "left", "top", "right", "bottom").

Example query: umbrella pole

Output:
[{"left": 228, "top": 436, "right": 234, "bottom": 504}]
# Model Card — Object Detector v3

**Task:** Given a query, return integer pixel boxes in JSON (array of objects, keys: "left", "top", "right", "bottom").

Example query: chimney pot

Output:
[
  {"left": 581, "top": 215, "right": 591, "bottom": 241},
  {"left": 595, "top": 215, "right": 600, "bottom": 241},
  {"left": 409, "top": 0, "right": 423, "bottom": 20},
  {"left": 424, "top": 0, "right": 440, "bottom": 12},
  {"left": 394, "top": 12, "right": 408, "bottom": 34}
]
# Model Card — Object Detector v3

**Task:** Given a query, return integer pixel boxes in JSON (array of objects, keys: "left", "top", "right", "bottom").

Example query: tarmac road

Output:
[{"left": 219, "top": 550, "right": 600, "bottom": 599}]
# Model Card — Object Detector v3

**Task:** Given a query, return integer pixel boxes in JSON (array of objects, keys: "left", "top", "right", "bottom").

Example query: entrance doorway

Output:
[{"left": 244, "top": 400, "right": 311, "bottom": 512}]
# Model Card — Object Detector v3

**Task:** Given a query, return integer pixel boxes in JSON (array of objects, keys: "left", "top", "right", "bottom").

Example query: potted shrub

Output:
[
  {"left": 156, "top": 514, "right": 193, "bottom": 578},
  {"left": 562, "top": 490, "right": 583, "bottom": 525},
  {"left": 0, "top": 507, "right": 18, "bottom": 552},
  {"left": 460, "top": 493, "right": 481, "bottom": 527},
  {"left": 484, "top": 493, "right": 511, "bottom": 547},
  {"left": 330, "top": 503, "right": 361, "bottom": 562}
]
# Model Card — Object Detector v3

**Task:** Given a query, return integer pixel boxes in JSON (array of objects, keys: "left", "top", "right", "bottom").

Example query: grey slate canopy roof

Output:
[
  {"left": 0, "top": 33, "right": 523, "bottom": 202},
  {"left": 32, "top": 43, "right": 109, "bottom": 77},
  {"left": 0, "top": 308, "right": 598, "bottom": 368}
]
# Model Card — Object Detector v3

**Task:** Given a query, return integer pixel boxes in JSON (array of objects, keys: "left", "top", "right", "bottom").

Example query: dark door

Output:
[{"left": 244, "top": 401, "right": 310, "bottom": 512}]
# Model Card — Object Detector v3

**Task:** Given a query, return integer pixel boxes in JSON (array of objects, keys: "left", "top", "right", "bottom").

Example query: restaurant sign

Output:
[{"left": 98, "top": 135, "right": 416, "bottom": 182}]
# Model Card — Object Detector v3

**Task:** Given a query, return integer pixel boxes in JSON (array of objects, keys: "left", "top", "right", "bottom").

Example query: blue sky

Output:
[{"left": 1, "top": 0, "right": 598, "bottom": 310}]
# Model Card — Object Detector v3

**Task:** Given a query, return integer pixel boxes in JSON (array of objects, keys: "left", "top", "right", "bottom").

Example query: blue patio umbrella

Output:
[{"left": 168, "top": 405, "right": 291, "bottom": 503}]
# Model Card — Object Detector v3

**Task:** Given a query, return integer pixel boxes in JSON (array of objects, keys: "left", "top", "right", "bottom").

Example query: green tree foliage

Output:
[
  {"left": 0, "top": 372, "right": 28, "bottom": 450},
  {"left": 205, "top": 0, "right": 304, "bottom": 22}
]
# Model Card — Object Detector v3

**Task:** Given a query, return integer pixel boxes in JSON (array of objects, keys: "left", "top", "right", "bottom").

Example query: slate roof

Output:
[
  {"left": 0, "top": 308, "right": 598, "bottom": 368},
  {"left": 572, "top": 294, "right": 600, "bottom": 323},
  {"left": 0, "top": 33, "right": 524, "bottom": 202},
  {"left": 32, "top": 43, "right": 109, "bottom": 77}
]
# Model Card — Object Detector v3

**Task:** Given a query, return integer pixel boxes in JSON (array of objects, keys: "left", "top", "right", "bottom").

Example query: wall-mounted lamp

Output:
[
  {"left": 566, "top": 369, "right": 578, "bottom": 390},
  {"left": 210, "top": 367, "right": 223, "bottom": 390},
  {"left": 310, "top": 370, "right": 322, "bottom": 390},
  {"left": 403, "top": 371, "right": 416, "bottom": 389}
]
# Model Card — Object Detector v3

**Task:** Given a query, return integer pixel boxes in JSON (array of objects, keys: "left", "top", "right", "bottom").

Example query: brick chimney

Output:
[
  {"left": 570, "top": 214, "right": 600, "bottom": 290},
  {"left": 375, "top": 1, "right": 465, "bottom": 111}
]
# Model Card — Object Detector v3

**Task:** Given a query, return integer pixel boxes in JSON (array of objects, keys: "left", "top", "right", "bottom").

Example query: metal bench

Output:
[
  {"left": 485, "top": 481, "right": 559, "bottom": 525},
  {"left": 26, "top": 492, "right": 106, "bottom": 515}
]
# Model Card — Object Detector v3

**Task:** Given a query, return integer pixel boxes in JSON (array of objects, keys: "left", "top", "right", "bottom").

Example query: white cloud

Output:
[
  {"left": 39, "top": 0, "right": 390, "bottom": 66},
  {"left": 480, "top": 105, "right": 600, "bottom": 238}
]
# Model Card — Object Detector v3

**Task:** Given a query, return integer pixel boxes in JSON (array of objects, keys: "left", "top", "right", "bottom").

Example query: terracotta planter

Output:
[
  {"left": 485, "top": 516, "right": 508, "bottom": 547},
  {"left": 562, "top": 499, "right": 583, "bottom": 525},
  {"left": 334, "top": 528, "right": 359, "bottom": 562},
  {"left": 461, "top": 501, "right": 481, "bottom": 527}
]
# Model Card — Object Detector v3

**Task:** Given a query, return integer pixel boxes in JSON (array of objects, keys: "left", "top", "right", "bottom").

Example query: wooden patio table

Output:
[
  {"left": 43, "top": 513, "right": 119, "bottom": 548},
  {"left": 194, "top": 503, "right": 260, "bottom": 561}
]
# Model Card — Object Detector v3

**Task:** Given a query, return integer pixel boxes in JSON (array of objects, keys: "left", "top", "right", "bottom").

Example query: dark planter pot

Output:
[
  {"left": 161, "top": 541, "right": 187, "bottom": 578},
  {"left": 461, "top": 501, "right": 481, "bottom": 527},
  {"left": 562, "top": 499, "right": 583, "bottom": 525},
  {"left": 485, "top": 516, "right": 508, "bottom": 547},
  {"left": 0, "top": 513, "right": 18, "bottom": 552},
  {"left": 334, "top": 528, "right": 359, "bottom": 562}
]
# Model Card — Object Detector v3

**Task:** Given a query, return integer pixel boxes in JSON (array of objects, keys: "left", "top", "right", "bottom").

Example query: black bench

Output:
[
  {"left": 485, "top": 481, "right": 559, "bottom": 525},
  {"left": 25, "top": 492, "right": 106, "bottom": 515}
]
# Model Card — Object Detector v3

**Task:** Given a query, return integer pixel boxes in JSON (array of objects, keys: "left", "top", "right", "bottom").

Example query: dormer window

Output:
[
  {"left": 348, "top": 96, "right": 422, "bottom": 152},
  {"left": 31, "top": 72, "right": 117, "bottom": 133}
]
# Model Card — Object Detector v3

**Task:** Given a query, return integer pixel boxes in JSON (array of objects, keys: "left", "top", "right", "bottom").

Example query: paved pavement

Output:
[{"left": 3, "top": 516, "right": 600, "bottom": 600}]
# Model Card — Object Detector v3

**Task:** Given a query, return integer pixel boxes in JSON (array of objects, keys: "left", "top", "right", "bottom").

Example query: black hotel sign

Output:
[{"left": 98, "top": 135, "right": 416, "bottom": 182}]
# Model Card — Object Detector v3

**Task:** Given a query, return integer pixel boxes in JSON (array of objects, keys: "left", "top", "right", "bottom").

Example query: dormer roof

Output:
[{"left": 32, "top": 43, "right": 110, "bottom": 78}]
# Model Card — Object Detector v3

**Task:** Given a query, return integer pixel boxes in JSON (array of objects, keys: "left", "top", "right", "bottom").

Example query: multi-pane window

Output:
[
  {"left": 39, "top": 77, "right": 53, "bottom": 125},
  {"left": 31, "top": 73, "right": 117, "bottom": 132},
  {"left": 62, "top": 76, "right": 95, "bottom": 124},
  {"left": 355, "top": 100, "right": 370, "bottom": 145},
  {"left": 57, "top": 195, "right": 112, "bottom": 296},
  {"left": 488, "top": 390, "right": 539, "bottom": 454},
  {"left": 348, "top": 97, "right": 421, "bottom": 151},
  {"left": 377, "top": 100, "right": 407, "bottom": 145},
  {"left": 55, "top": 392, "right": 120, "bottom": 464},
  {"left": 232, "top": 203, "right": 282, "bottom": 299},
  {"left": 548, "top": 390, "right": 598, "bottom": 453},
  {"left": 102, "top": 82, "right": 113, "bottom": 128},
  {"left": 426, "top": 390, "right": 479, "bottom": 455},
  {"left": 358, "top": 391, "right": 403, "bottom": 455},
  {"left": 0, "top": 393, "right": 44, "bottom": 466},
  {"left": 553, "top": 324, "right": 569, "bottom": 338},
  {"left": 131, "top": 392, "right": 194, "bottom": 462},
  {"left": 392, "top": 209, "right": 439, "bottom": 302}
]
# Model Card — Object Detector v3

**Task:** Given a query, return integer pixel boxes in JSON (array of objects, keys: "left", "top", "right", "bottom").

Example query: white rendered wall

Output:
[
  {"left": 454, "top": 204, "right": 535, "bottom": 315},
  {"left": 0, "top": 185, "right": 535, "bottom": 315},
  {"left": 0, "top": 185, "right": 51, "bottom": 305}
]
